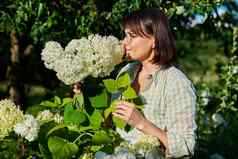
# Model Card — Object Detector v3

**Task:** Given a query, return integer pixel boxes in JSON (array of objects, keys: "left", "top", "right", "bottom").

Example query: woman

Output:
[{"left": 112, "top": 8, "right": 196, "bottom": 158}]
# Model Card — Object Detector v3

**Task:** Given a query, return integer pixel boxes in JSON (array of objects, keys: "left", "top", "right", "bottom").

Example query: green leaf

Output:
[
  {"left": 90, "top": 145, "right": 102, "bottom": 153},
  {"left": 104, "top": 107, "right": 113, "bottom": 119},
  {"left": 176, "top": 6, "right": 185, "bottom": 15},
  {"left": 116, "top": 73, "right": 131, "bottom": 88},
  {"left": 39, "top": 143, "right": 51, "bottom": 159},
  {"left": 90, "top": 110, "right": 103, "bottom": 129},
  {"left": 62, "top": 98, "right": 73, "bottom": 106},
  {"left": 103, "top": 79, "right": 118, "bottom": 93},
  {"left": 89, "top": 89, "right": 108, "bottom": 108},
  {"left": 47, "top": 124, "right": 67, "bottom": 137},
  {"left": 91, "top": 130, "right": 112, "bottom": 145},
  {"left": 113, "top": 116, "right": 127, "bottom": 129},
  {"left": 48, "top": 136, "right": 79, "bottom": 159},
  {"left": 79, "top": 126, "right": 93, "bottom": 132},
  {"left": 64, "top": 105, "right": 86, "bottom": 125},
  {"left": 54, "top": 96, "right": 61, "bottom": 105},
  {"left": 37, "top": 3, "right": 43, "bottom": 18},
  {"left": 73, "top": 93, "right": 84, "bottom": 108},
  {"left": 40, "top": 101, "right": 58, "bottom": 107},
  {"left": 122, "top": 86, "right": 138, "bottom": 99},
  {"left": 135, "top": 104, "right": 144, "bottom": 110},
  {"left": 109, "top": 100, "right": 126, "bottom": 129},
  {"left": 110, "top": 100, "right": 118, "bottom": 111}
]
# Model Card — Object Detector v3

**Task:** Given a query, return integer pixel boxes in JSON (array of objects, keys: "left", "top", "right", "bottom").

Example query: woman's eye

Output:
[
  {"left": 129, "top": 33, "right": 137, "bottom": 38},
  {"left": 124, "top": 32, "right": 137, "bottom": 39}
]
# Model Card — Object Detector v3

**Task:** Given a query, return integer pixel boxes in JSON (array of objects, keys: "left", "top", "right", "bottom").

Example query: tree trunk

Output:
[{"left": 6, "top": 31, "right": 26, "bottom": 109}]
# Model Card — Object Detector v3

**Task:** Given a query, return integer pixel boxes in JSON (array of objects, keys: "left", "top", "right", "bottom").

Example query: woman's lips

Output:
[
  {"left": 125, "top": 48, "right": 131, "bottom": 52},
  {"left": 125, "top": 52, "right": 132, "bottom": 60}
]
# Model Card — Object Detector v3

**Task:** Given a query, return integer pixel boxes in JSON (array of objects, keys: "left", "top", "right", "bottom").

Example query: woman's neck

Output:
[
  {"left": 140, "top": 50, "right": 160, "bottom": 74},
  {"left": 141, "top": 60, "right": 160, "bottom": 75}
]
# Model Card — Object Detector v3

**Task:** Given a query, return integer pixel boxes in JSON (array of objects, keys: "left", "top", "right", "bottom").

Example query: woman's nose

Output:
[
  {"left": 122, "top": 38, "right": 127, "bottom": 45},
  {"left": 123, "top": 36, "right": 130, "bottom": 45}
]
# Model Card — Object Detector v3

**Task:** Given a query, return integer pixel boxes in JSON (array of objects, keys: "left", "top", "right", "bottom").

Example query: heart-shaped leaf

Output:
[
  {"left": 64, "top": 105, "right": 86, "bottom": 125},
  {"left": 103, "top": 79, "right": 118, "bottom": 93},
  {"left": 47, "top": 124, "right": 67, "bottom": 137},
  {"left": 89, "top": 89, "right": 108, "bottom": 108},
  {"left": 104, "top": 107, "right": 113, "bottom": 119},
  {"left": 91, "top": 130, "right": 112, "bottom": 145},
  {"left": 122, "top": 86, "right": 138, "bottom": 99},
  {"left": 90, "top": 110, "right": 103, "bottom": 129},
  {"left": 112, "top": 116, "right": 127, "bottom": 129},
  {"left": 109, "top": 100, "right": 127, "bottom": 129},
  {"left": 62, "top": 98, "right": 73, "bottom": 107},
  {"left": 48, "top": 136, "right": 79, "bottom": 159},
  {"left": 116, "top": 73, "right": 131, "bottom": 89}
]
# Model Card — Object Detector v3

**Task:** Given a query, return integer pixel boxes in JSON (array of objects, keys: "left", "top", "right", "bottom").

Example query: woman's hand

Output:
[{"left": 112, "top": 100, "right": 146, "bottom": 130}]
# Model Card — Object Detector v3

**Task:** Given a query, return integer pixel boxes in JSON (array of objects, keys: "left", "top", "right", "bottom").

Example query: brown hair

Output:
[{"left": 123, "top": 8, "right": 176, "bottom": 65}]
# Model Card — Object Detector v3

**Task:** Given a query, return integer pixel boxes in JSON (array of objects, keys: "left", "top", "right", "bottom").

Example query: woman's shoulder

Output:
[
  {"left": 168, "top": 66, "right": 190, "bottom": 82},
  {"left": 165, "top": 66, "right": 192, "bottom": 84}
]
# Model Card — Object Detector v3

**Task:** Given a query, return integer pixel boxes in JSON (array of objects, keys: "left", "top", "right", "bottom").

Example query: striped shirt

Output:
[{"left": 115, "top": 61, "right": 197, "bottom": 158}]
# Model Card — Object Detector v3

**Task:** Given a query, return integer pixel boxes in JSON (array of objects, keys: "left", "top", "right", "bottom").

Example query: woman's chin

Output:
[{"left": 126, "top": 54, "right": 132, "bottom": 60}]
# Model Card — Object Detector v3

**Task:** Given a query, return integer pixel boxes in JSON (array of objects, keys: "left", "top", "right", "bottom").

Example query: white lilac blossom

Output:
[
  {"left": 37, "top": 110, "right": 63, "bottom": 124},
  {"left": 80, "top": 153, "right": 93, "bottom": 159},
  {"left": 94, "top": 151, "right": 108, "bottom": 159},
  {"left": 53, "top": 113, "right": 64, "bottom": 124},
  {"left": 41, "top": 34, "right": 123, "bottom": 85},
  {"left": 88, "top": 34, "right": 123, "bottom": 78},
  {"left": 0, "top": 99, "right": 24, "bottom": 139},
  {"left": 94, "top": 135, "right": 162, "bottom": 159},
  {"left": 103, "top": 135, "right": 162, "bottom": 159},
  {"left": 54, "top": 54, "right": 89, "bottom": 85},
  {"left": 14, "top": 114, "right": 40, "bottom": 141},
  {"left": 94, "top": 149, "right": 136, "bottom": 159},
  {"left": 41, "top": 41, "right": 64, "bottom": 70},
  {"left": 114, "top": 147, "right": 136, "bottom": 159},
  {"left": 133, "top": 135, "right": 161, "bottom": 157},
  {"left": 36, "top": 110, "right": 54, "bottom": 122}
]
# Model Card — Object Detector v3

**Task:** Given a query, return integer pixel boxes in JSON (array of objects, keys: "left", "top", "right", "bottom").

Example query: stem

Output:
[{"left": 73, "top": 132, "right": 93, "bottom": 144}]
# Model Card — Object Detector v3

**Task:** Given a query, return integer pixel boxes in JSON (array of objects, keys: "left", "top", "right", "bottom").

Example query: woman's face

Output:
[{"left": 123, "top": 28, "right": 155, "bottom": 62}]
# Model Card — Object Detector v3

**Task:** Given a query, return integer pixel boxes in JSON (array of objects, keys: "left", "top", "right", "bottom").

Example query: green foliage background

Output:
[{"left": 0, "top": 0, "right": 237, "bottom": 158}]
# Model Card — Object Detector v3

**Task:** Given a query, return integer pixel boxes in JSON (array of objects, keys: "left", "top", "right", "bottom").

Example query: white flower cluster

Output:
[
  {"left": 53, "top": 113, "right": 64, "bottom": 124},
  {"left": 94, "top": 135, "right": 163, "bottom": 159},
  {"left": 41, "top": 34, "right": 123, "bottom": 85},
  {"left": 95, "top": 148, "right": 136, "bottom": 159},
  {"left": 133, "top": 135, "right": 161, "bottom": 153},
  {"left": 0, "top": 99, "right": 24, "bottom": 139},
  {"left": 36, "top": 110, "right": 63, "bottom": 124},
  {"left": 36, "top": 110, "right": 54, "bottom": 121},
  {"left": 41, "top": 41, "right": 64, "bottom": 70},
  {"left": 14, "top": 114, "right": 40, "bottom": 142}
]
